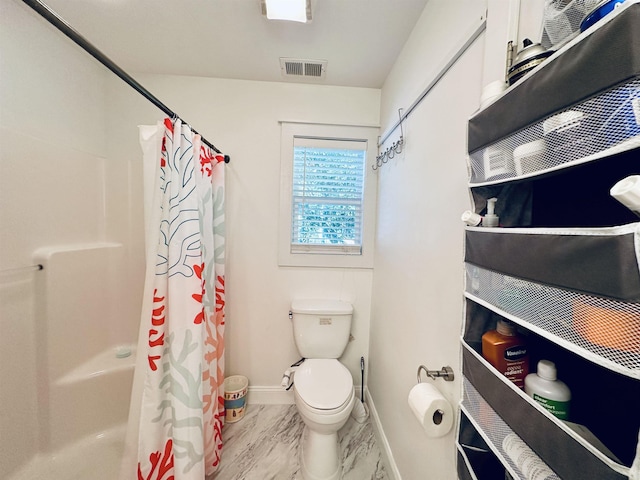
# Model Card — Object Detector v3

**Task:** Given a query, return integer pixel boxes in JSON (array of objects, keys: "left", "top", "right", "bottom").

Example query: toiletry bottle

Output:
[
  {"left": 481, "top": 319, "right": 529, "bottom": 389},
  {"left": 482, "top": 197, "right": 499, "bottom": 227},
  {"left": 525, "top": 360, "right": 571, "bottom": 420},
  {"left": 461, "top": 210, "right": 483, "bottom": 226}
]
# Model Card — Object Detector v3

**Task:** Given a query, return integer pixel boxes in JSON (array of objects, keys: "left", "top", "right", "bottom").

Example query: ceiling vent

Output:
[{"left": 280, "top": 58, "right": 327, "bottom": 80}]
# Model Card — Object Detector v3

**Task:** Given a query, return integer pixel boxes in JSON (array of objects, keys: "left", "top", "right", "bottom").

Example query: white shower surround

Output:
[
  {"left": 7, "top": 244, "right": 136, "bottom": 480},
  {"left": 1, "top": 2, "right": 143, "bottom": 477}
]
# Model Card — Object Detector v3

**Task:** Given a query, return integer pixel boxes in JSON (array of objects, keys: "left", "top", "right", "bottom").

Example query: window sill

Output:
[{"left": 277, "top": 249, "right": 374, "bottom": 269}]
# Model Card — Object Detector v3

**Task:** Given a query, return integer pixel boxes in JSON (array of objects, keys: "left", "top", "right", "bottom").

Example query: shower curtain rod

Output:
[{"left": 22, "top": 0, "right": 230, "bottom": 164}]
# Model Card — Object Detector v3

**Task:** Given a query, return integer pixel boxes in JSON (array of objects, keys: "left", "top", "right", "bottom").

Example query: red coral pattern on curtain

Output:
[
  {"left": 138, "top": 439, "right": 174, "bottom": 480},
  {"left": 135, "top": 118, "right": 226, "bottom": 479}
]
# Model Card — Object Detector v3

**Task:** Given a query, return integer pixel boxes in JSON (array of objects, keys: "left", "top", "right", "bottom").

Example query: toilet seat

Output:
[{"left": 295, "top": 359, "right": 353, "bottom": 411}]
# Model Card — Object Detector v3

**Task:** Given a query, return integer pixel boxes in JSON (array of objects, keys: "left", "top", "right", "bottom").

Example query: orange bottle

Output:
[{"left": 481, "top": 319, "right": 529, "bottom": 389}]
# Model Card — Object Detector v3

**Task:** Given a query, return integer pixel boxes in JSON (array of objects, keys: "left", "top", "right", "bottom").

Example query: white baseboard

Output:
[
  {"left": 366, "top": 388, "right": 402, "bottom": 480},
  {"left": 247, "top": 386, "right": 295, "bottom": 404},
  {"left": 247, "top": 385, "right": 365, "bottom": 405}
]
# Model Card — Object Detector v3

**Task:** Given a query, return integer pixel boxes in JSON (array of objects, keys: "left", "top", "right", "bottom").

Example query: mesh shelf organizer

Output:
[
  {"left": 461, "top": 4, "right": 640, "bottom": 479},
  {"left": 468, "top": 0, "right": 640, "bottom": 162},
  {"left": 456, "top": 445, "right": 477, "bottom": 480},
  {"left": 541, "top": 0, "right": 602, "bottom": 49},
  {"left": 460, "top": 341, "right": 632, "bottom": 479},
  {"left": 461, "top": 378, "right": 561, "bottom": 480},
  {"left": 464, "top": 224, "right": 640, "bottom": 302},
  {"left": 465, "top": 264, "right": 640, "bottom": 378},
  {"left": 457, "top": 436, "right": 504, "bottom": 480},
  {"left": 458, "top": 409, "right": 516, "bottom": 480},
  {"left": 468, "top": 79, "right": 640, "bottom": 185}
]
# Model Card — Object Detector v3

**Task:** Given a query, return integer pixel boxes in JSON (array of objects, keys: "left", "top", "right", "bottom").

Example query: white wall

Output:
[
  {"left": 518, "top": 0, "right": 546, "bottom": 44},
  {"left": 123, "top": 75, "right": 381, "bottom": 395},
  {"left": 370, "top": 1, "right": 488, "bottom": 478}
]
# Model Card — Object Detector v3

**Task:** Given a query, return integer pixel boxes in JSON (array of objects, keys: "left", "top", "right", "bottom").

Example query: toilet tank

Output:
[{"left": 290, "top": 299, "right": 353, "bottom": 359}]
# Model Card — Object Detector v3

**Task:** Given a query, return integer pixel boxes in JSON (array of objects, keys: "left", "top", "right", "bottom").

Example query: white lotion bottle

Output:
[{"left": 525, "top": 360, "right": 571, "bottom": 420}]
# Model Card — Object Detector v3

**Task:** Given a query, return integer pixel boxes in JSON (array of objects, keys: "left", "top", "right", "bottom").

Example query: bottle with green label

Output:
[{"left": 525, "top": 360, "right": 571, "bottom": 420}]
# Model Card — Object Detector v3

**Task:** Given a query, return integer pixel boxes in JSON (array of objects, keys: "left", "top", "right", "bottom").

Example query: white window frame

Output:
[{"left": 278, "top": 122, "right": 378, "bottom": 268}]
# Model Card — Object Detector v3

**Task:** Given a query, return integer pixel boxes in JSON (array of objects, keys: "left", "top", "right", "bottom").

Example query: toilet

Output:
[{"left": 289, "top": 299, "right": 356, "bottom": 480}]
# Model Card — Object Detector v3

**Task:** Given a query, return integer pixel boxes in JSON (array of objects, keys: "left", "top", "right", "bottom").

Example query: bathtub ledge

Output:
[{"left": 56, "top": 344, "right": 136, "bottom": 385}]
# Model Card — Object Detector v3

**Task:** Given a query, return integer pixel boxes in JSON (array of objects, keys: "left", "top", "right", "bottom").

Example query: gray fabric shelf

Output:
[
  {"left": 464, "top": 225, "right": 640, "bottom": 302},
  {"left": 468, "top": 1, "right": 640, "bottom": 154}
]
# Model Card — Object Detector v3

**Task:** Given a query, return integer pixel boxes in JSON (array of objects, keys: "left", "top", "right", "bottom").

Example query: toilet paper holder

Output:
[{"left": 417, "top": 365, "right": 455, "bottom": 382}]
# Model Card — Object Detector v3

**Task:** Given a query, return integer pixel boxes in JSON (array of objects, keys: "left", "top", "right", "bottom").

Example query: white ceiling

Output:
[{"left": 41, "top": 0, "right": 430, "bottom": 88}]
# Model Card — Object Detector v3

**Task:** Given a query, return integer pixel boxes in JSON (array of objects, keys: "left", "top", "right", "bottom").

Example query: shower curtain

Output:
[{"left": 121, "top": 118, "right": 226, "bottom": 480}]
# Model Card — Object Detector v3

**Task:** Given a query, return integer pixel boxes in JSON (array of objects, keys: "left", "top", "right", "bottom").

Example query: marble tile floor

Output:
[{"left": 211, "top": 404, "right": 388, "bottom": 480}]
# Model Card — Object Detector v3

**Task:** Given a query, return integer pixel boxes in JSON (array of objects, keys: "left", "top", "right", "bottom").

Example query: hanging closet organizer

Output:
[{"left": 458, "top": 2, "right": 640, "bottom": 479}]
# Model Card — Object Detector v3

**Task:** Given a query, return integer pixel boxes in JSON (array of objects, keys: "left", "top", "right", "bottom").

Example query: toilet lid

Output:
[{"left": 295, "top": 359, "right": 353, "bottom": 410}]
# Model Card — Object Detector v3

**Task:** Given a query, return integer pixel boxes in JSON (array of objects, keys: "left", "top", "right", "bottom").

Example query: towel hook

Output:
[
  {"left": 397, "top": 108, "right": 404, "bottom": 150},
  {"left": 373, "top": 136, "right": 383, "bottom": 170},
  {"left": 417, "top": 365, "right": 455, "bottom": 382},
  {"left": 372, "top": 108, "right": 405, "bottom": 170}
]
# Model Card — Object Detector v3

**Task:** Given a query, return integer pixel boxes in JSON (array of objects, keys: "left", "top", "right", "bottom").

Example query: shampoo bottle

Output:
[
  {"left": 525, "top": 360, "right": 571, "bottom": 420},
  {"left": 481, "top": 319, "right": 529, "bottom": 389}
]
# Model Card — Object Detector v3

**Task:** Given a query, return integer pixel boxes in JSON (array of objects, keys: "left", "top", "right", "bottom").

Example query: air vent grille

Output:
[
  {"left": 285, "top": 61, "right": 304, "bottom": 76},
  {"left": 304, "top": 62, "right": 323, "bottom": 77},
  {"left": 280, "top": 58, "right": 327, "bottom": 80}
]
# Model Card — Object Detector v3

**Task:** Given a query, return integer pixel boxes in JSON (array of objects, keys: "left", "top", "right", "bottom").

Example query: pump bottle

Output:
[{"left": 483, "top": 197, "right": 500, "bottom": 227}]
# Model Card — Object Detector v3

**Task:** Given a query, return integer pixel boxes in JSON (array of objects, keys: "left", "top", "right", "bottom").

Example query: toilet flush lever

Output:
[{"left": 417, "top": 365, "right": 455, "bottom": 382}]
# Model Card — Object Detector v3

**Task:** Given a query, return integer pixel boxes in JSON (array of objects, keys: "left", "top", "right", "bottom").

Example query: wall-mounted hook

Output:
[
  {"left": 417, "top": 365, "right": 455, "bottom": 382},
  {"left": 373, "top": 135, "right": 384, "bottom": 170},
  {"left": 373, "top": 109, "right": 406, "bottom": 171},
  {"left": 398, "top": 108, "right": 404, "bottom": 144}
]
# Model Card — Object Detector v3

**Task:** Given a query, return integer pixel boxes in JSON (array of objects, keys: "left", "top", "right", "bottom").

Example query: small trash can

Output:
[{"left": 224, "top": 375, "right": 248, "bottom": 423}]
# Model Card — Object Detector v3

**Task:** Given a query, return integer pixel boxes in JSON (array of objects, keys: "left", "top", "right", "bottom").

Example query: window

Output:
[
  {"left": 292, "top": 137, "right": 365, "bottom": 254},
  {"left": 279, "top": 122, "right": 378, "bottom": 268}
]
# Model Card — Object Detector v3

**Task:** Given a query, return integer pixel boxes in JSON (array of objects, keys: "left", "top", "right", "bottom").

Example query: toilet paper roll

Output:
[{"left": 408, "top": 383, "right": 453, "bottom": 438}]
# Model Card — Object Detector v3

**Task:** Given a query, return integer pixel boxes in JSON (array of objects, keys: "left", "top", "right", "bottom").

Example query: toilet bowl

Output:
[{"left": 293, "top": 359, "right": 356, "bottom": 480}]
